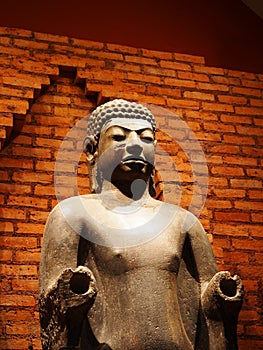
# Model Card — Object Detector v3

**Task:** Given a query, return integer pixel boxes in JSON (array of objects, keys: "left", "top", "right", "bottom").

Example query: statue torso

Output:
[{"left": 77, "top": 195, "right": 195, "bottom": 350}]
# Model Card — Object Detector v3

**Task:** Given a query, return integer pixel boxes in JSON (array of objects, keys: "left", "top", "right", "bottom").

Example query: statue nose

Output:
[
  {"left": 126, "top": 132, "right": 143, "bottom": 155},
  {"left": 127, "top": 143, "right": 143, "bottom": 156}
]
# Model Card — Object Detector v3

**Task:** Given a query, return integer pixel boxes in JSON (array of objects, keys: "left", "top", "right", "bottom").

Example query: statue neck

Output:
[{"left": 99, "top": 180, "right": 151, "bottom": 211}]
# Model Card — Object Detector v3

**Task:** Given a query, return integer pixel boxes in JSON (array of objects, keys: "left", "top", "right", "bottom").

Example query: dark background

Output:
[{"left": 0, "top": 0, "right": 263, "bottom": 73}]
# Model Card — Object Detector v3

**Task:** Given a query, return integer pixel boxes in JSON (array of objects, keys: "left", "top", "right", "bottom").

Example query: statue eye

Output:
[
  {"left": 141, "top": 135, "right": 154, "bottom": 143},
  {"left": 112, "top": 134, "right": 125, "bottom": 141}
]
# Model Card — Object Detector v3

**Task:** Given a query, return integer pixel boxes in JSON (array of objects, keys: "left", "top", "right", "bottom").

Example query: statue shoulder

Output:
[{"left": 45, "top": 194, "right": 99, "bottom": 235}]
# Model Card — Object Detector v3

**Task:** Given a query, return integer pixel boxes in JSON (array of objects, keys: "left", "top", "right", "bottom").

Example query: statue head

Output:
[{"left": 83, "top": 99, "right": 157, "bottom": 197}]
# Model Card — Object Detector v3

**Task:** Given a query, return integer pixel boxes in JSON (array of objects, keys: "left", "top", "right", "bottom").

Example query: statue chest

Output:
[{"left": 89, "top": 226, "right": 185, "bottom": 276}]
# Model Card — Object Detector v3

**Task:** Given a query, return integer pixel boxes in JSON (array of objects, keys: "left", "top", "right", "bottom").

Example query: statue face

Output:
[{"left": 97, "top": 118, "right": 156, "bottom": 184}]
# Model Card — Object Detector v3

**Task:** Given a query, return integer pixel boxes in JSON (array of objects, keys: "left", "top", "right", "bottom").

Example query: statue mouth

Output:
[{"left": 120, "top": 157, "right": 148, "bottom": 172}]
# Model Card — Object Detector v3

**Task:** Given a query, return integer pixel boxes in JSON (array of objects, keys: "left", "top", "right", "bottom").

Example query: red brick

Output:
[
  {"left": 211, "top": 166, "right": 244, "bottom": 177},
  {"left": 254, "top": 117, "right": 263, "bottom": 126},
  {"left": 235, "top": 106, "right": 263, "bottom": 116},
  {"left": 209, "top": 177, "right": 228, "bottom": 187},
  {"left": 71, "top": 37, "right": 104, "bottom": 49},
  {"left": 0, "top": 98, "right": 28, "bottom": 114},
  {"left": 6, "top": 323, "right": 31, "bottom": 335},
  {"left": 12, "top": 134, "right": 33, "bottom": 145},
  {"left": 232, "top": 238, "right": 263, "bottom": 250},
  {"left": 242, "top": 279, "right": 258, "bottom": 291},
  {"left": 14, "top": 250, "right": 41, "bottom": 262},
  {"left": 16, "top": 223, "right": 45, "bottom": 234},
  {"left": 34, "top": 31, "right": 69, "bottom": 43},
  {"left": 183, "top": 91, "right": 214, "bottom": 101},
  {"left": 0, "top": 249, "right": 13, "bottom": 261},
  {"left": 147, "top": 85, "right": 181, "bottom": 97},
  {"left": 238, "top": 310, "right": 259, "bottom": 322},
  {"left": 205, "top": 199, "right": 232, "bottom": 209},
  {"left": 28, "top": 209, "right": 49, "bottom": 222},
  {"left": 0, "top": 264, "right": 37, "bottom": 275},
  {"left": 246, "top": 168, "right": 263, "bottom": 177},
  {"left": 230, "top": 179, "right": 262, "bottom": 188},
  {"left": 51, "top": 43, "right": 86, "bottom": 55},
  {"left": 213, "top": 223, "right": 249, "bottom": 236},
  {"left": 241, "top": 146, "right": 263, "bottom": 157},
  {"left": 0, "top": 310, "right": 32, "bottom": 321},
  {"left": 11, "top": 278, "right": 39, "bottom": 291},
  {"left": 238, "top": 265, "right": 263, "bottom": 279},
  {"left": 164, "top": 77, "right": 196, "bottom": 88},
  {"left": 245, "top": 325, "right": 263, "bottom": 337},
  {"left": 234, "top": 201, "right": 263, "bottom": 211},
  {"left": 204, "top": 122, "right": 235, "bottom": 133},
  {"left": 0, "top": 222, "right": 14, "bottom": 232},
  {"left": 248, "top": 190, "right": 263, "bottom": 199},
  {"left": 0, "top": 183, "right": 32, "bottom": 195},
  {"left": 202, "top": 102, "right": 234, "bottom": 113},
  {"left": 113, "top": 62, "right": 141, "bottom": 73},
  {"left": 0, "top": 114, "right": 13, "bottom": 127},
  {"left": 12, "top": 171, "right": 52, "bottom": 184},
  {"left": 178, "top": 71, "right": 209, "bottom": 82},
  {"left": 0, "top": 338, "right": 29, "bottom": 349},
  {"left": 224, "top": 156, "right": 257, "bottom": 166},
  {"left": 0, "top": 170, "right": 8, "bottom": 181},
  {"left": 192, "top": 131, "right": 221, "bottom": 142},
  {"left": 166, "top": 98, "right": 200, "bottom": 110},
  {"left": 7, "top": 195, "right": 48, "bottom": 209},
  {"left": 193, "top": 65, "right": 224, "bottom": 75},
  {"left": 214, "top": 212, "right": 250, "bottom": 222},
  {"left": 2, "top": 74, "right": 50, "bottom": 89},
  {"left": 34, "top": 185, "right": 55, "bottom": 196},
  {"left": 242, "top": 79, "right": 263, "bottom": 89},
  {"left": 223, "top": 135, "right": 255, "bottom": 145},
  {"left": 0, "top": 208, "right": 26, "bottom": 220},
  {"left": 250, "top": 98, "right": 263, "bottom": 107},
  {"left": 14, "top": 38, "right": 49, "bottom": 49},
  {"left": 218, "top": 95, "right": 247, "bottom": 104},
  {"left": 125, "top": 55, "right": 157, "bottom": 66},
  {"left": 251, "top": 212, "right": 263, "bottom": 224},
  {"left": 12, "top": 146, "right": 52, "bottom": 159},
  {"left": 90, "top": 50, "right": 123, "bottom": 61},
  {"left": 220, "top": 114, "right": 252, "bottom": 124},
  {"left": 35, "top": 160, "right": 56, "bottom": 172},
  {"left": 35, "top": 136, "right": 63, "bottom": 147},
  {"left": 197, "top": 82, "right": 229, "bottom": 92},
  {"left": 108, "top": 43, "right": 139, "bottom": 55},
  {"left": 232, "top": 86, "right": 261, "bottom": 97},
  {"left": 141, "top": 49, "right": 172, "bottom": 60},
  {"left": 223, "top": 251, "right": 249, "bottom": 263},
  {"left": 212, "top": 237, "right": 232, "bottom": 249},
  {"left": 213, "top": 188, "right": 246, "bottom": 198},
  {"left": 237, "top": 125, "right": 263, "bottom": 136},
  {"left": 22, "top": 124, "right": 52, "bottom": 136},
  {"left": 159, "top": 60, "right": 191, "bottom": 71},
  {"left": 248, "top": 226, "right": 263, "bottom": 238},
  {"left": 185, "top": 110, "right": 218, "bottom": 121},
  {"left": 228, "top": 70, "right": 256, "bottom": 80},
  {"left": 0, "top": 236, "right": 38, "bottom": 248},
  {"left": 254, "top": 252, "right": 263, "bottom": 263},
  {"left": 13, "top": 57, "right": 59, "bottom": 75}
]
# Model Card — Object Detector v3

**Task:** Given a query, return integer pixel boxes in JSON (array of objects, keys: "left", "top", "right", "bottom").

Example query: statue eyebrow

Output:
[{"left": 110, "top": 126, "right": 154, "bottom": 133}]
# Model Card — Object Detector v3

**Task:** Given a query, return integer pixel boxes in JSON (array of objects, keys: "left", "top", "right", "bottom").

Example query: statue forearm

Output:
[
  {"left": 201, "top": 271, "right": 244, "bottom": 350},
  {"left": 39, "top": 266, "right": 97, "bottom": 350}
]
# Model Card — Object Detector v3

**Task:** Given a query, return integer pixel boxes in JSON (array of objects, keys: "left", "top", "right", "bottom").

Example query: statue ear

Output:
[{"left": 83, "top": 136, "right": 98, "bottom": 164}]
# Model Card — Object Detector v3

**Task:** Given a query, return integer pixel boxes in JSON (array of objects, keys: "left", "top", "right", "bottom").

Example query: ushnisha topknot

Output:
[{"left": 86, "top": 99, "right": 156, "bottom": 138}]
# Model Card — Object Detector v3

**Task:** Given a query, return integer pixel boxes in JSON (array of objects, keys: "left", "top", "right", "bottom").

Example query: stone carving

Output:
[{"left": 39, "top": 99, "right": 244, "bottom": 350}]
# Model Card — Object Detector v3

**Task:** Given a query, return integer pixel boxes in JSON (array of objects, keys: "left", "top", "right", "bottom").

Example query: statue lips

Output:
[{"left": 121, "top": 156, "right": 149, "bottom": 173}]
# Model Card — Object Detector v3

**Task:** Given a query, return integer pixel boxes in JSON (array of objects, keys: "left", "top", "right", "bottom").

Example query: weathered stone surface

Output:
[{"left": 39, "top": 99, "right": 244, "bottom": 349}]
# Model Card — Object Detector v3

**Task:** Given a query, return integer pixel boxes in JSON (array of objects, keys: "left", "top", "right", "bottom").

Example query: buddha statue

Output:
[{"left": 39, "top": 99, "right": 243, "bottom": 350}]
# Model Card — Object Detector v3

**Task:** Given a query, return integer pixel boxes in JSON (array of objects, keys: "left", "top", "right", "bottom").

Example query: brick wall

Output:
[{"left": 0, "top": 26, "right": 262, "bottom": 349}]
